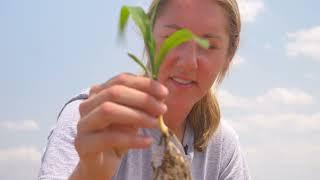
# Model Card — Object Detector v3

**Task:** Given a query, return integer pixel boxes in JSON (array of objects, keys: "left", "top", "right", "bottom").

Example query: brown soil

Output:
[{"left": 151, "top": 132, "right": 192, "bottom": 180}]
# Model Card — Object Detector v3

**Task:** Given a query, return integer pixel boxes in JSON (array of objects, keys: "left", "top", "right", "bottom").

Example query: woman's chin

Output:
[{"left": 165, "top": 95, "right": 190, "bottom": 107}]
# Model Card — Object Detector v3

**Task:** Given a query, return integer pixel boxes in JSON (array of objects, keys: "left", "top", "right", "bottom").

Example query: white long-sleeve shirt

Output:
[{"left": 38, "top": 90, "right": 251, "bottom": 180}]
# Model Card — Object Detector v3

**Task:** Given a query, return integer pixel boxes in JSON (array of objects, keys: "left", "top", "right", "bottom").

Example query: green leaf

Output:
[
  {"left": 119, "top": 6, "right": 148, "bottom": 37},
  {"left": 154, "top": 29, "right": 209, "bottom": 76},
  {"left": 150, "top": 0, "right": 161, "bottom": 28},
  {"left": 145, "top": 23, "right": 156, "bottom": 75},
  {"left": 127, "top": 53, "right": 150, "bottom": 76},
  {"left": 118, "top": 6, "right": 156, "bottom": 75},
  {"left": 118, "top": 6, "right": 130, "bottom": 36},
  {"left": 193, "top": 36, "right": 210, "bottom": 49},
  {"left": 148, "top": 0, "right": 160, "bottom": 76}
]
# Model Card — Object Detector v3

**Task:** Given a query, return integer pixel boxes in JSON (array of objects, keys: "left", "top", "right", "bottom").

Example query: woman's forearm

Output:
[{"left": 69, "top": 162, "right": 110, "bottom": 180}]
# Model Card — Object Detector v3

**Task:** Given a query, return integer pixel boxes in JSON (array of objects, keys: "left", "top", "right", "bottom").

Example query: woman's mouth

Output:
[{"left": 170, "top": 77, "right": 195, "bottom": 88}]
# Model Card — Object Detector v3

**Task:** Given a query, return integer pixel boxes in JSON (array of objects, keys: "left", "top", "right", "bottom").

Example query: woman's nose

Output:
[{"left": 175, "top": 41, "right": 198, "bottom": 71}]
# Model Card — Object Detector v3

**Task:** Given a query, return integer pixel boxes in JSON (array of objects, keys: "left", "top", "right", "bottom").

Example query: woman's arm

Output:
[
  {"left": 39, "top": 74, "right": 168, "bottom": 180},
  {"left": 218, "top": 122, "right": 251, "bottom": 180},
  {"left": 38, "top": 97, "right": 85, "bottom": 180}
]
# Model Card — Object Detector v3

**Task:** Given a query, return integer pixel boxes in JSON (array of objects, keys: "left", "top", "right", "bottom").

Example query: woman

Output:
[{"left": 39, "top": 0, "right": 250, "bottom": 179}]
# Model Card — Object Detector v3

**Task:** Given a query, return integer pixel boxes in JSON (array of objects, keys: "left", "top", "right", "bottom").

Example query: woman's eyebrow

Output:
[
  {"left": 203, "top": 34, "right": 223, "bottom": 40},
  {"left": 164, "top": 24, "right": 223, "bottom": 40},
  {"left": 164, "top": 24, "right": 181, "bottom": 29}
]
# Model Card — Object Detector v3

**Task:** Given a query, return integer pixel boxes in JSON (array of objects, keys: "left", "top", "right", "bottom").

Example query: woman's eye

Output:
[
  {"left": 208, "top": 45, "right": 217, "bottom": 50},
  {"left": 208, "top": 43, "right": 221, "bottom": 50}
]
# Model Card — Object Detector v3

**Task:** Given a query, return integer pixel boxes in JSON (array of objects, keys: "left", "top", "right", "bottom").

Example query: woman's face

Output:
[{"left": 153, "top": 0, "right": 231, "bottom": 108}]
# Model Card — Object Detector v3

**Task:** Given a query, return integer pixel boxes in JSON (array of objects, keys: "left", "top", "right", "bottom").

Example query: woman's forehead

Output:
[
  {"left": 155, "top": 0, "right": 228, "bottom": 36},
  {"left": 161, "top": 0, "right": 221, "bottom": 14}
]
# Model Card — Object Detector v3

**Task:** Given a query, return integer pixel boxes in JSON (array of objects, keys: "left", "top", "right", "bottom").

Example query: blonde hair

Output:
[{"left": 147, "top": 0, "right": 241, "bottom": 151}]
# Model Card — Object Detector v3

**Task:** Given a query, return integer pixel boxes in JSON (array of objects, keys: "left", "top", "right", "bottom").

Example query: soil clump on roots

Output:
[{"left": 151, "top": 132, "right": 192, "bottom": 180}]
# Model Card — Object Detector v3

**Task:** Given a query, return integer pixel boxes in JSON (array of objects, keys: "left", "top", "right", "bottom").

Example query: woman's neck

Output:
[{"left": 163, "top": 101, "right": 194, "bottom": 142}]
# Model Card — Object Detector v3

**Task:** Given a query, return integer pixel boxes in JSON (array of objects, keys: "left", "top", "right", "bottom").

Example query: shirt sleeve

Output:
[
  {"left": 218, "top": 121, "right": 251, "bottom": 180},
  {"left": 38, "top": 100, "right": 83, "bottom": 180}
]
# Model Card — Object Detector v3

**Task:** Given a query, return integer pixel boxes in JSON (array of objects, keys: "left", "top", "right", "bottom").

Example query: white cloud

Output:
[
  {"left": 223, "top": 110, "right": 320, "bottom": 179},
  {"left": 219, "top": 87, "right": 319, "bottom": 179},
  {"left": 242, "top": 142, "right": 320, "bottom": 180},
  {"left": 224, "top": 111, "right": 320, "bottom": 179},
  {"left": 217, "top": 88, "right": 313, "bottom": 110},
  {"left": 226, "top": 112, "right": 320, "bottom": 133},
  {"left": 263, "top": 43, "right": 272, "bottom": 50},
  {"left": 237, "top": 0, "right": 265, "bottom": 23},
  {"left": 217, "top": 90, "right": 252, "bottom": 108},
  {"left": 231, "top": 54, "right": 246, "bottom": 67},
  {"left": 0, "top": 146, "right": 41, "bottom": 161},
  {"left": 256, "top": 88, "right": 313, "bottom": 105},
  {"left": 286, "top": 26, "right": 320, "bottom": 61},
  {"left": 218, "top": 80, "right": 318, "bottom": 179},
  {"left": 0, "top": 146, "right": 41, "bottom": 180},
  {"left": 0, "top": 120, "right": 39, "bottom": 131},
  {"left": 304, "top": 73, "right": 316, "bottom": 80}
]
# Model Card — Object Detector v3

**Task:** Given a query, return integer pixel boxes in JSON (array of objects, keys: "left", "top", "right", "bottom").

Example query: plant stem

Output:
[{"left": 158, "top": 115, "right": 169, "bottom": 137}]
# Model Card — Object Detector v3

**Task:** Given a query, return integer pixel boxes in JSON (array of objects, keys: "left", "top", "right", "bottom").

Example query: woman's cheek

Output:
[{"left": 199, "top": 59, "right": 221, "bottom": 85}]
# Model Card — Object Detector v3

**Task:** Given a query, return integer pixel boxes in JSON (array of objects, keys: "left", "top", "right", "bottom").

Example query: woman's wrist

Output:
[{"left": 69, "top": 161, "right": 110, "bottom": 180}]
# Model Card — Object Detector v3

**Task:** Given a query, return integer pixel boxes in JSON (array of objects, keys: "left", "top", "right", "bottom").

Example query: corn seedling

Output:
[{"left": 118, "top": 3, "right": 209, "bottom": 180}]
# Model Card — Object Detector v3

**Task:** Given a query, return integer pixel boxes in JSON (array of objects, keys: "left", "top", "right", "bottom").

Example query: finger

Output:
[
  {"left": 109, "top": 124, "right": 139, "bottom": 135},
  {"left": 81, "top": 73, "right": 168, "bottom": 117},
  {"left": 88, "top": 84, "right": 101, "bottom": 99},
  {"left": 93, "top": 73, "right": 168, "bottom": 100},
  {"left": 81, "top": 85, "right": 167, "bottom": 118},
  {"left": 78, "top": 101, "right": 159, "bottom": 133},
  {"left": 75, "top": 130, "right": 153, "bottom": 158},
  {"left": 110, "top": 125, "right": 139, "bottom": 157}
]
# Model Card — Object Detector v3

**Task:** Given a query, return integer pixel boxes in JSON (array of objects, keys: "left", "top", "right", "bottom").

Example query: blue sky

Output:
[{"left": 0, "top": 0, "right": 319, "bottom": 179}]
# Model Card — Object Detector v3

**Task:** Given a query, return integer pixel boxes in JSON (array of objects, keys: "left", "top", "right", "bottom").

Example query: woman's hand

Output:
[{"left": 69, "top": 73, "right": 168, "bottom": 180}]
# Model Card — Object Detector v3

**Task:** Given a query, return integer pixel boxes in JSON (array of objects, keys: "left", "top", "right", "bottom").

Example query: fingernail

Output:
[
  {"left": 161, "top": 104, "right": 167, "bottom": 113},
  {"left": 139, "top": 136, "right": 153, "bottom": 145},
  {"left": 144, "top": 137, "right": 153, "bottom": 144},
  {"left": 161, "top": 86, "right": 169, "bottom": 96}
]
